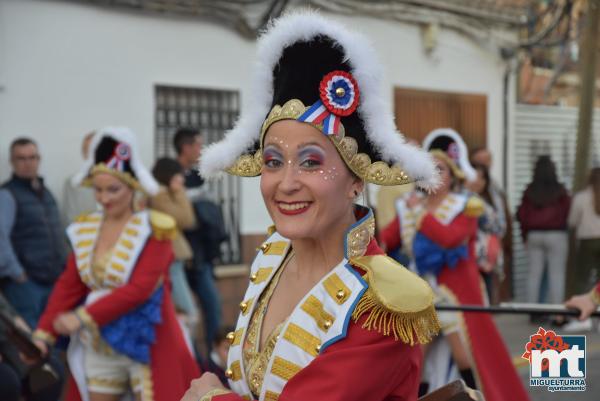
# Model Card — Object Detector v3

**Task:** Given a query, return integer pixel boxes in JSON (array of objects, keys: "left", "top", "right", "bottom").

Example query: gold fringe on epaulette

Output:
[{"left": 351, "top": 288, "right": 440, "bottom": 345}]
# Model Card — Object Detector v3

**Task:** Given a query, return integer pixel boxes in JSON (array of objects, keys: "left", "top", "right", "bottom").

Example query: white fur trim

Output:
[
  {"left": 71, "top": 127, "right": 159, "bottom": 195},
  {"left": 422, "top": 128, "right": 477, "bottom": 182},
  {"left": 199, "top": 10, "right": 438, "bottom": 189}
]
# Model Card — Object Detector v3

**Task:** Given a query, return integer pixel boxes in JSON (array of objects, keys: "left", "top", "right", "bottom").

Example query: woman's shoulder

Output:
[
  {"left": 147, "top": 209, "right": 177, "bottom": 241},
  {"left": 348, "top": 255, "right": 440, "bottom": 346}
]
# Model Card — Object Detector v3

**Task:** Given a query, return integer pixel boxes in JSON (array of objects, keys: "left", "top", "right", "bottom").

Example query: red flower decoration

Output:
[{"left": 522, "top": 327, "right": 570, "bottom": 372}]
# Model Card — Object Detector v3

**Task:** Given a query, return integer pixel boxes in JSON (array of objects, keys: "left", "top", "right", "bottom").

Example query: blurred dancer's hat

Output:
[
  {"left": 422, "top": 128, "right": 477, "bottom": 182},
  {"left": 199, "top": 10, "right": 438, "bottom": 189},
  {"left": 72, "top": 127, "right": 159, "bottom": 195}
]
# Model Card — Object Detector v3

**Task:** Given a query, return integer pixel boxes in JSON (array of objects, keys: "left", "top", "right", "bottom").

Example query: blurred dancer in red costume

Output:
[{"left": 32, "top": 128, "right": 199, "bottom": 401}]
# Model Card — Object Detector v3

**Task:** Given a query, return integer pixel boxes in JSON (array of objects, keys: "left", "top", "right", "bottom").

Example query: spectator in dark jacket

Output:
[
  {"left": 174, "top": 128, "right": 222, "bottom": 352},
  {"left": 517, "top": 155, "right": 570, "bottom": 307},
  {"left": 0, "top": 138, "right": 67, "bottom": 327}
]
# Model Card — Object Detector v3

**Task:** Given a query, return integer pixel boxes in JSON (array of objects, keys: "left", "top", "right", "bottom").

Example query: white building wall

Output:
[{"left": 0, "top": 0, "right": 513, "bottom": 234}]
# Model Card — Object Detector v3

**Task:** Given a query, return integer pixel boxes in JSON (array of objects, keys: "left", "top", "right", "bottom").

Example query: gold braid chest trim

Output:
[{"left": 243, "top": 255, "right": 289, "bottom": 397}]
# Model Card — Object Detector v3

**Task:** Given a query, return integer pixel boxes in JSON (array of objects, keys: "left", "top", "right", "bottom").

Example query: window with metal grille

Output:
[{"left": 154, "top": 85, "right": 241, "bottom": 265}]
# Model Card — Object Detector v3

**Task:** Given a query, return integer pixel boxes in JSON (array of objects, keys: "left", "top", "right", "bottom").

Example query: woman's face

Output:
[
  {"left": 92, "top": 173, "right": 134, "bottom": 218},
  {"left": 466, "top": 167, "right": 485, "bottom": 194},
  {"left": 260, "top": 120, "right": 362, "bottom": 241},
  {"left": 433, "top": 156, "right": 453, "bottom": 195}
]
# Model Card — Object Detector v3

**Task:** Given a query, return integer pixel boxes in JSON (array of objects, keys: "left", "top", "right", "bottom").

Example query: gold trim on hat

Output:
[
  {"left": 225, "top": 99, "right": 412, "bottom": 186},
  {"left": 429, "top": 150, "right": 465, "bottom": 180},
  {"left": 82, "top": 163, "right": 144, "bottom": 192}
]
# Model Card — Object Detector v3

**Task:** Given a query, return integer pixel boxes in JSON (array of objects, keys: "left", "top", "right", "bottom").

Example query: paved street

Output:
[{"left": 493, "top": 314, "right": 600, "bottom": 400}]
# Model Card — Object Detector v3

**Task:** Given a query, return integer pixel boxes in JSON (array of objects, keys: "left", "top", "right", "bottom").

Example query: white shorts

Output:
[{"left": 83, "top": 339, "right": 146, "bottom": 395}]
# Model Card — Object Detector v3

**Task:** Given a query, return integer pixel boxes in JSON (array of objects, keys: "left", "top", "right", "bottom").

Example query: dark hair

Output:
[
  {"left": 10, "top": 137, "right": 37, "bottom": 155},
  {"left": 152, "top": 157, "right": 183, "bottom": 186},
  {"left": 471, "top": 162, "right": 493, "bottom": 206},
  {"left": 588, "top": 167, "right": 600, "bottom": 215},
  {"left": 173, "top": 128, "right": 200, "bottom": 155},
  {"left": 526, "top": 155, "right": 566, "bottom": 207}
]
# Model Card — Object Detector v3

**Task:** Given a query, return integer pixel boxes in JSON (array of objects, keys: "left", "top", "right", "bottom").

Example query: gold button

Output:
[
  {"left": 259, "top": 243, "right": 271, "bottom": 253},
  {"left": 250, "top": 273, "right": 258, "bottom": 282},
  {"left": 335, "top": 87, "right": 345, "bottom": 97},
  {"left": 226, "top": 331, "right": 235, "bottom": 344},
  {"left": 315, "top": 344, "right": 322, "bottom": 353},
  {"left": 336, "top": 289, "right": 346, "bottom": 300},
  {"left": 240, "top": 301, "right": 248, "bottom": 313},
  {"left": 324, "top": 320, "right": 332, "bottom": 329},
  {"left": 225, "top": 369, "right": 233, "bottom": 379}
]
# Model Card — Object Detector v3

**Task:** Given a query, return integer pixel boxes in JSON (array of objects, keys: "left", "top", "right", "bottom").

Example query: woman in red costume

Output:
[
  {"left": 380, "top": 129, "right": 530, "bottom": 401},
  {"left": 179, "top": 11, "right": 441, "bottom": 401},
  {"left": 32, "top": 128, "right": 199, "bottom": 401}
]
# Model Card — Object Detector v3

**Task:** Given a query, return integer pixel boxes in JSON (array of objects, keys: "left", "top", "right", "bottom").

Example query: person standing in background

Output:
[
  {"left": 563, "top": 167, "right": 600, "bottom": 331},
  {"left": 174, "top": 128, "right": 222, "bottom": 352},
  {"left": 517, "top": 155, "right": 570, "bottom": 312},
  {"left": 467, "top": 163, "right": 505, "bottom": 305},
  {"left": 0, "top": 138, "right": 67, "bottom": 328},
  {"left": 150, "top": 157, "right": 200, "bottom": 343},
  {"left": 470, "top": 147, "right": 513, "bottom": 301},
  {"left": 61, "top": 131, "right": 98, "bottom": 226}
]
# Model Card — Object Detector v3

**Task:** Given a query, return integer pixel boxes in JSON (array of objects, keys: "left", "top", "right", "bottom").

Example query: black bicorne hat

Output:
[{"left": 200, "top": 10, "right": 439, "bottom": 189}]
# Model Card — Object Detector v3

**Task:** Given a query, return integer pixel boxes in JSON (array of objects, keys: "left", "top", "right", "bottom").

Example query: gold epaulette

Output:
[
  {"left": 149, "top": 210, "right": 177, "bottom": 241},
  {"left": 350, "top": 255, "right": 440, "bottom": 345},
  {"left": 464, "top": 195, "right": 485, "bottom": 218}
]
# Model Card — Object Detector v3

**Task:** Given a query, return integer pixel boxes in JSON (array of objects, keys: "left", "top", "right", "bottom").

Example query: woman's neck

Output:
[
  {"left": 288, "top": 209, "right": 356, "bottom": 280},
  {"left": 426, "top": 189, "right": 449, "bottom": 210},
  {"left": 104, "top": 208, "right": 134, "bottom": 224}
]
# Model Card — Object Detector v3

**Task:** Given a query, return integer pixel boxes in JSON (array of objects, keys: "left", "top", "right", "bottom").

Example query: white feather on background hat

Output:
[
  {"left": 422, "top": 128, "right": 478, "bottom": 183},
  {"left": 71, "top": 127, "right": 159, "bottom": 195},
  {"left": 199, "top": 9, "right": 439, "bottom": 190}
]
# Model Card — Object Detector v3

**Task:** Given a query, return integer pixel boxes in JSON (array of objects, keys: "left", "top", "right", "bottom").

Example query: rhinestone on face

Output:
[{"left": 335, "top": 87, "right": 345, "bottom": 97}]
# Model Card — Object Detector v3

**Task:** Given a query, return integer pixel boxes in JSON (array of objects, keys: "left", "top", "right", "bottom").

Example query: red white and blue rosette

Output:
[
  {"left": 106, "top": 142, "right": 131, "bottom": 172},
  {"left": 297, "top": 70, "right": 360, "bottom": 137}
]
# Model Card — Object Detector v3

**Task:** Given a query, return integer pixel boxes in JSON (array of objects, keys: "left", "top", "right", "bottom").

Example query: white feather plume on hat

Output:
[{"left": 199, "top": 10, "right": 439, "bottom": 190}]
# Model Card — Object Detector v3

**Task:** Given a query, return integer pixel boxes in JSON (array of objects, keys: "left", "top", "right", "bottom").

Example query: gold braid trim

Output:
[
  {"left": 350, "top": 255, "right": 440, "bottom": 345},
  {"left": 226, "top": 99, "right": 413, "bottom": 186},
  {"left": 351, "top": 287, "right": 439, "bottom": 345},
  {"left": 200, "top": 389, "right": 232, "bottom": 401},
  {"left": 32, "top": 329, "right": 56, "bottom": 346},
  {"left": 83, "top": 163, "right": 144, "bottom": 192}
]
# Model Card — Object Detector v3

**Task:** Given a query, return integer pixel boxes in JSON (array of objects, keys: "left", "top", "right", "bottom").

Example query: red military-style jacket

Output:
[{"left": 34, "top": 210, "right": 200, "bottom": 401}]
